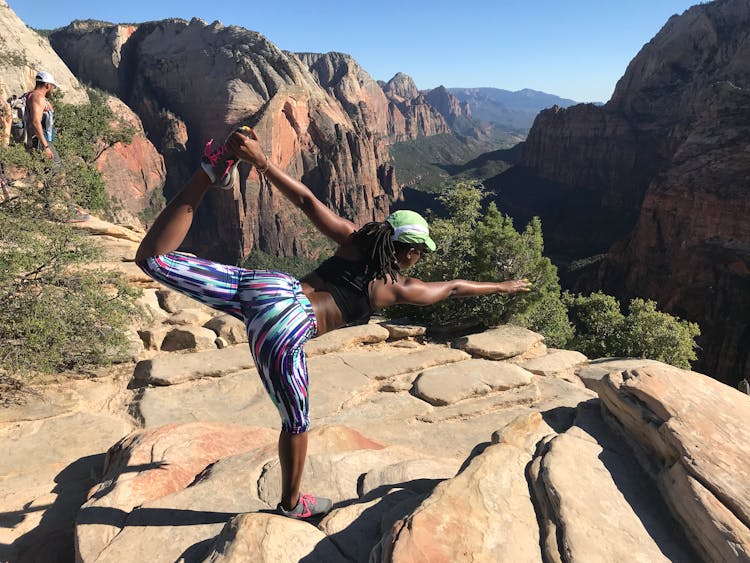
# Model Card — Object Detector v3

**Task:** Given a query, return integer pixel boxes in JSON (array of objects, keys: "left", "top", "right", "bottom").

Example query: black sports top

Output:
[{"left": 313, "top": 255, "right": 375, "bottom": 323}]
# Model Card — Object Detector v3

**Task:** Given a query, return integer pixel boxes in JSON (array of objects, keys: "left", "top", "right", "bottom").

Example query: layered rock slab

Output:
[
  {"left": 376, "top": 441, "right": 542, "bottom": 562},
  {"left": 453, "top": 325, "right": 545, "bottom": 360},
  {"left": 412, "top": 359, "right": 533, "bottom": 406},
  {"left": 589, "top": 364, "right": 750, "bottom": 562},
  {"left": 75, "top": 423, "right": 278, "bottom": 562},
  {"left": 530, "top": 431, "right": 693, "bottom": 562}
]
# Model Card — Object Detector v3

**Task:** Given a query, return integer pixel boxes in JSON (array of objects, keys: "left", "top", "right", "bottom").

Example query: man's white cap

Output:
[{"left": 35, "top": 71, "right": 58, "bottom": 87}]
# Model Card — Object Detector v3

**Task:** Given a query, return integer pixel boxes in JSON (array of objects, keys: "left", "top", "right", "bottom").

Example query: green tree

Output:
[
  {"left": 563, "top": 291, "right": 625, "bottom": 358},
  {"left": 388, "top": 181, "right": 573, "bottom": 345},
  {"left": 620, "top": 298, "right": 700, "bottom": 369},
  {"left": 0, "top": 91, "right": 141, "bottom": 375},
  {"left": 562, "top": 292, "right": 700, "bottom": 369},
  {"left": 240, "top": 249, "right": 321, "bottom": 280}
]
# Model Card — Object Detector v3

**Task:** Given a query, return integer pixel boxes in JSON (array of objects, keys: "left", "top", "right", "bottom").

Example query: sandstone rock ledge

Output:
[{"left": 72, "top": 357, "right": 747, "bottom": 562}]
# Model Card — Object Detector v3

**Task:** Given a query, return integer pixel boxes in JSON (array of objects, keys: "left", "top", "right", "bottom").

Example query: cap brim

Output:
[{"left": 424, "top": 237, "right": 436, "bottom": 252}]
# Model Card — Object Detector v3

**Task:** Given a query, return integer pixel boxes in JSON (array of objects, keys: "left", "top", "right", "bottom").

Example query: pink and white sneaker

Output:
[
  {"left": 200, "top": 138, "right": 238, "bottom": 189},
  {"left": 276, "top": 493, "right": 333, "bottom": 520}
]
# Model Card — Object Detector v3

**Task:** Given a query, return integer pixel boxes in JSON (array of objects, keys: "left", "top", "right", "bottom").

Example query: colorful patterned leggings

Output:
[{"left": 137, "top": 252, "right": 318, "bottom": 434}]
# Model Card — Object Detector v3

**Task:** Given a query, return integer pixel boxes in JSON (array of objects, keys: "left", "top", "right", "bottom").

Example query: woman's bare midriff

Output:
[{"left": 300, "top": 272, "right": 346, "bottom": 337}]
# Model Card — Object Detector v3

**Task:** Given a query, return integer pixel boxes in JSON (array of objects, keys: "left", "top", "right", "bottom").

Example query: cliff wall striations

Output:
[
  {"left": 502, "top": 0, "right": 750, "bottom": 384},
  {"left": 50, "top": 19, "right": 399, "bottom": 262}
]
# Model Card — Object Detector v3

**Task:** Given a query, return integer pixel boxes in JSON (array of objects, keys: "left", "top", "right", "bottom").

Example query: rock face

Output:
[
  {"left": 49, "top": 19, "right": 399, "bottom": 263},
  {"left": 0, "top": 0, "right": 88, "bottom": 104},
  {"left": 491, "top": 0, "right": 750, "bottom": 384},
  {"left": 3, "top": 232, "right": 748, "bottom": 563},
  {"left": 382, "top": 72, "right": 451, "bottom": 141},
  {"left": 581, "top": 363, "right": 750, "bottom": 562},
  {"left": 423, "top": 85, "right": 471, "bottom": 126},
  {"left": 96, "top": 95, "right": 166, "bottom": 228}
]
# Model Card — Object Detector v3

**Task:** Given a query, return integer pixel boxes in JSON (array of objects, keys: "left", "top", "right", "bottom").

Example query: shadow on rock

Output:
[
  {"left": 313, "top": 479, "right": 443, "bottom": 562},
  {"left": 1, "top": 453, "right": 106, "bottom": 563}
]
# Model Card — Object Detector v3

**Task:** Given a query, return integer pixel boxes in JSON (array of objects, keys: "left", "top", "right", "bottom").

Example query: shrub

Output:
[
  {"left": 240, "top": 249, "right": 321, "bottom": 280},
  {"left": 388, "top": 181, "right": 573, "bottom": 345},
  {"left": 620, "top": 298, "right": 700, "bottom": 369},
  {"left": 0, "top": 90, "right": 141, "bottom": 375},
  {"left": 563, "top": 291, "right": 700, "bottom": 369}
]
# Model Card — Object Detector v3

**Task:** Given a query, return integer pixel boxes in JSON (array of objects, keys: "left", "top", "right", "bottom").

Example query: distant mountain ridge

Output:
[{"left": 448, "top": 87, "right": 579, "bottom": 131}]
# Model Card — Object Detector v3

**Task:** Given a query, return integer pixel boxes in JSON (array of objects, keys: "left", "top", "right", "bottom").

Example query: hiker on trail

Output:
[
  {"left": 25, "top": 70, "right": 88, "bottom": 222},
  {"left": 26, "top": 71, "right": 61, "bottom": 169},
  {"left": 135, "top": 127, "right": 532, "bottom": 521}
]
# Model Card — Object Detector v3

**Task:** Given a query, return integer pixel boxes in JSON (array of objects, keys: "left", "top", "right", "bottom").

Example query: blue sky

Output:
[{"left": 9, "top": 0, "right": 700, "bottom": 102}]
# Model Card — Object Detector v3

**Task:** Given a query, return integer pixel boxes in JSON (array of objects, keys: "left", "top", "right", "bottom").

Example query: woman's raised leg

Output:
[{"left": 135, "top": 169, "right": 212, "bottom": 262}]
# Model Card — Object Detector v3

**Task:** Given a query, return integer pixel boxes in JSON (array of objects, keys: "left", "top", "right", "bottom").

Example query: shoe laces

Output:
[{"left": 203, "top": 139, "right": 227, "bottom": 165}]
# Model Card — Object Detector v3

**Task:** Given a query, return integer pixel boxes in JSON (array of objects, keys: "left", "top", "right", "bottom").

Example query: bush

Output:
[
  {"left": 563, "top": 291, "right": 700, "bottom": 369},
  {"left": 0, "top": 90, "right": 141, "bottom": 374},
  {"left": 240, "top": 249, "right": 321, "bottom": 280},
  {"left": 388, "top": 181, "right": 573, "bottom": 345}
]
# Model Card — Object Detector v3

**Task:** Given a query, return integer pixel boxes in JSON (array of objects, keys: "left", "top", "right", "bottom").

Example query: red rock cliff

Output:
[
  {"left": 502, "top": 0, "right": 750, "bottom": 384},
  {"left": 50, "top": 19, "right": 399, "bottom": 262}
]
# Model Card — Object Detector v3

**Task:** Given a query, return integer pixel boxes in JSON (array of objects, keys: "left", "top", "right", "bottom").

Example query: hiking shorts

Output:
[{"left": 137, "top": 252, "right": 318, "bottom": 434}]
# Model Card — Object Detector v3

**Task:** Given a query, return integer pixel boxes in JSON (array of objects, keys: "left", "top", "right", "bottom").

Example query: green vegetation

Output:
[
  {"left": 389, "top": 132, "right": 521, "bottom": 191},
  {"left": 387, "top": 182, "right": 701, "bottom": 369},
  {"left": 387, "top": 181, "right": 573, "bottom": 346},
  {"left": 0, "top": 90, "right": 140, "bottom": 375},
  {"left": 564, "top": 292, "right": 701, "bottom": 369},
  {"left": 240, "top": 249, "right": 321, "bottom": 280}
]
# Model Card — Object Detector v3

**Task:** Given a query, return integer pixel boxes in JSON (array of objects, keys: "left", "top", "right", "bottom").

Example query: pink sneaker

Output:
[
  {"left": 200, "top": 138, "right": 238, "bottom": 189},
  {"left": 276, "top": 493, "right": 332, "bottom": 520}
]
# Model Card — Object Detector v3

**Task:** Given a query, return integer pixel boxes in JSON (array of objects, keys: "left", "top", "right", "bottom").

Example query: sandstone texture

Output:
[
  {"left": 2, "top": 213, "right": 746, "bottom": 563},
  {"left": 0, "top": 0, "right": 88, "bottom": 103}
]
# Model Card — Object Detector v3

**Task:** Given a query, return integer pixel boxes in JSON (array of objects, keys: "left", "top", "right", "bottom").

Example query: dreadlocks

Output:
[{"left": 350, "top": 221, "right": 400, "bottom": 283}]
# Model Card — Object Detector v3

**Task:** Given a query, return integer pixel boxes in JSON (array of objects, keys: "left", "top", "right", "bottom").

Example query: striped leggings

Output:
[{"left": 137, "top": 252, "right": 318, "bottom": 434}]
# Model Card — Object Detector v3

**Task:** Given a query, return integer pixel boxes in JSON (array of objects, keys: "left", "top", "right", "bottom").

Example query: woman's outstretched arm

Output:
[
  {"left": 371, "top": 277, "right": 532, "bottom": 308},
  {"left": 227, "top": 132, "right": 357, "bottom": 245}
]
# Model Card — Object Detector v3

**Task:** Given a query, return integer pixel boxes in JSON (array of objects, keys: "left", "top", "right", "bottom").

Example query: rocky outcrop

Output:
[
  {"left": 423, "top": 85, "right": 471, "bottom": 126},
  {"left": 3, "top": 219, "right": 747, "bottom": 563},
  {"left": 580, "top": 362, "right": 750, "bottom": 562},
  {"left": 48, "top": 19, "right": 398, "bottom": 262},
  {"left": 0, "top": 0, "right": 88, "bottom": 104},
  {"left": 96, "top": 96, "right": 166, "bottom": 228},
  {"left": 493, "top": 0, "right": 750, "bottom": 384},
  {"left": 382, "top": 72, "right": 450, "bottom": 142}
]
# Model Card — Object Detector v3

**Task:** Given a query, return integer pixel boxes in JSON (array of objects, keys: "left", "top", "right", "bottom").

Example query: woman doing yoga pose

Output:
[{"left": 135, "top": 128, "right": 532, "bottom": 520}]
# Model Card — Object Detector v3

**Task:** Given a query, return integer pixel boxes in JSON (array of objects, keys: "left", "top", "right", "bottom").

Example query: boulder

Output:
[
  {"left": 520, "top": 350, "right": 588, "bottom": 377},
  {"left": 75, "top": 423, "right": 277, "bottom": 563},
  {"left": 159, "top": 326, "right": 217, "bottom": 352},
  {"left": 412, "top": 359, "right": 533, "bottom": 406},
  {"left": 379, "top": 319, "right": 427, "bottom": 340},
  {"left": 203, "top": 513, "right": 346, "bottom": 562},
  {"left": 454, "top": 325, "right": 544, "bottom": 360},
  {"left": 377, "top": 442, "right": 542, "bottom": 562},
  {"left": 203, "top": 315, "right": 248, "bottom": 344},
  {"left": 165, "top": 308, "right": 214, "bottom": 327},
  {"left": 530, "top": 429, "right": 694, "bottom": 562},
  {"left": 305, "top": 324, "right": 390, "bottom": 356},
  {"left": 132, "top": 345, "right": 255, "bottom": 386}
]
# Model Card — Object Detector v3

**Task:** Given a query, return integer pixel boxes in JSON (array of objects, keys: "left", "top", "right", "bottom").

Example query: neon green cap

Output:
[{"left": 386, "top": 210, "right": 436, "bottom": 252}]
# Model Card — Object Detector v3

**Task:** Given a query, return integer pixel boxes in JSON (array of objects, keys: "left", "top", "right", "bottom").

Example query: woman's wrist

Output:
[{"left": 256, "top": 154, "right": 269, "bottom": 174}]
